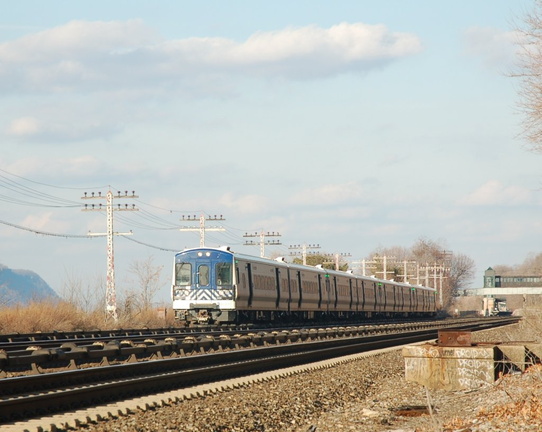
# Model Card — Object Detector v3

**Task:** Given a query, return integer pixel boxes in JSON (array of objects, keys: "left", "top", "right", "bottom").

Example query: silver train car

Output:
[{"left": 172, "top": 246, "right": 437, "bottom": 323}]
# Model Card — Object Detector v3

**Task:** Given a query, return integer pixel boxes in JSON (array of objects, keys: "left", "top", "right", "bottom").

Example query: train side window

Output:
[
  {"left": 216, "top": 262, "right": 232, "bottom": 286},
  {"left": 175, "top": 263, "right": 191, "bottom": 286},
  {"left": 198, "top": 264, "right": 210, "bottom": 286}
]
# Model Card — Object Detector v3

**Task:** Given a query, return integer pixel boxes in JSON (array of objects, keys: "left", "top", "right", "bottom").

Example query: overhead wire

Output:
[
  {"left": 0, "top": 172, "right": 286, "bottom": 256},
  {"left": 0, "top": 175, "right": 82, "bottom": 207},
  {"left": 0, "top": 218, "right": 97, "bottom": 239},
  {"left": 120, "top": 235, "right": 178, "bottom": 252},
  {"left": 0, "top": 167, "right": 109, "bottom": 190}
]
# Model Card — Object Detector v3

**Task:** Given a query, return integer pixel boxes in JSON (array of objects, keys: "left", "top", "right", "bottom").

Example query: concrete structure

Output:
[{"left": 403, "top": 334, "right": 542, "bottom": 391}]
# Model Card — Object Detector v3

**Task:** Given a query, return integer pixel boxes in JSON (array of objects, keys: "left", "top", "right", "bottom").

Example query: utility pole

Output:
[
  {"left": 179, "top": 214, "right": 225, "bottom": 247},
  {"left": 289, "top": 243, "right": 320, "bottom": 265},
  {"left": 372, "top": 255, "right": 396, "bottom": 280},
  {"left": 82, "top": 190, "right": 138, "bottom": 322},
  {"left": 398, "top": 260, "right": 417, "bottom": 283},
  {"left": 420, "top": 263, "right": 447, "bottom": 306},
  {"left": 243, "top": 230, "right": 281, "bottom": 257},
  {"left": 351, "top": 258, "right": 378, "bottom": 276},
  {"left": 323, "top": 252, "right": 351, "bottom": 271}
]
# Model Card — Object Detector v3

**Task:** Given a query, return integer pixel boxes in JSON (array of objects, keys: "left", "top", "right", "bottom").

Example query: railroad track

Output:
[
  {"left": 0, "top": 316, "right": 518, "bottom": 424},
  {"left": 0, "top": 317, "right": 502, "bottom": 376}
]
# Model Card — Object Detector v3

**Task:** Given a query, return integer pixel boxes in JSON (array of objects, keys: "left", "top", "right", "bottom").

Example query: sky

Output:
[{"left": 0, "top": 0, "right": 539, "bottom": 305}]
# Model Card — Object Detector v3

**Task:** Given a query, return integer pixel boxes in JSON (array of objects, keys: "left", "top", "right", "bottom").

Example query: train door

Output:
[
  {"left": 325, "top": 274, "right": 331, "bottom": 313},
  {"left": 377, "top": 282, "right": 384, "bottom": 312},
  {"left": 354, "top": 279, "right": 360, "bottom": 311},
  {"left": 369, "top": 281, "right": 377, "bottom": 312},
  {"left": 317, "top": 274, "right": 323, "bottom": 309},
  {"left": 297, "top": 271, "right": 303, "bottom": 309},
  {"left": 333, "top": 276, "right": 338, "bottom": 310},
  {"left": 195, "top": 260, "right": 211, "bottom": 289},
  {"left": 245, "top": 262, "right": 254, "bottom": 307},
  {"left": 349, "top": 278, "right": 353, "bottom": 310},
  {"left": 275, "top": 268, "right": 281, "bottom": 309},
  {"left": 361, "top": 280, "right": 366, "bottom": 310},
  {"left": 286, "top": 268, "right": 292, "bottom": 314}
]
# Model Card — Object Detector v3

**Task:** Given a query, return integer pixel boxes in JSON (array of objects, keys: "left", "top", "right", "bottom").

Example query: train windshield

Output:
[
  {"left": 174, "top": 249, "right": 234, "bottom": 289},
  {"left": 175, "top": 263, "right": 191, "bottom": 286},
  {"left": 216, "top": 262, "right": 232, "bottom": 285}
]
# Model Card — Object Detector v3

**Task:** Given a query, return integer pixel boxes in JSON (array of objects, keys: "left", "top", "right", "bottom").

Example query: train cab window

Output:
[
  {"left": 175, "top": 263, "right": 191, "bottom": 286},
  {"left": 198, "top": 264, "right": 210, "bottom": 286},
  {"left": 216, "top": 262, "right": 232, "bottom": 286}
]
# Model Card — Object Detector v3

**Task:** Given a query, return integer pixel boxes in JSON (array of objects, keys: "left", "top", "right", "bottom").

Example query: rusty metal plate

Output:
[{"left": 437, "top": 330, "right": 472, "bottom": 346}]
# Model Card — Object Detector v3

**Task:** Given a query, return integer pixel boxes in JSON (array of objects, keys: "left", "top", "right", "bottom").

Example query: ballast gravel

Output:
[{"left": 12, "top": 319, "right": 542, "bottom": 432}]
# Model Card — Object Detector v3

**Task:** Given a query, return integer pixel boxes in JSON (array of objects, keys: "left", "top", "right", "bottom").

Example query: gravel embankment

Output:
[
  {"left": 64, "top": 318, "right": 542, "bottom": 432},
  {"left": 9, "top": 318, "right": 541, "bottom": 432}
]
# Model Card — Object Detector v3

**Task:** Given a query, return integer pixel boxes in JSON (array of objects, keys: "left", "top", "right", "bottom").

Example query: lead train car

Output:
[{"left": 172, "top": 247, "right": 437, "bottom": 323}]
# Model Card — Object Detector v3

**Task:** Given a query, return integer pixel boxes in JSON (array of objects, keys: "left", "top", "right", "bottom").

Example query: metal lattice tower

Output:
[{"left": 82, "top": 190, "right": 138, "bottom": 321}]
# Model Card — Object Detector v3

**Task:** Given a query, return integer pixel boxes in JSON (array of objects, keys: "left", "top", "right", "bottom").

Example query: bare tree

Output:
[
  {"left": 0, "top": 285, "right": 17, "bottom": 308},
  {"left": 60, "top": 270, "right": 105, "bottom": 314},
  {"left": 517, "top": 252, "right": 542, "bottom": 274},
  {"left": 448, "top": 253, "right": 476, "bottom": 298},
  {"left": 365, "top": 237, "right": 476, "bottom": 310},
  {"left": 494, "top": 252, "right": 542, "bottom": 275},
  {"left": 127, "top": 256, "right": 165, "bottom": 313},
  {"left": 514, "top": 1, "right": 542, "bottom": 150},
  {"left": 410, "top": 238, "right": 449, "bottom": 265}
]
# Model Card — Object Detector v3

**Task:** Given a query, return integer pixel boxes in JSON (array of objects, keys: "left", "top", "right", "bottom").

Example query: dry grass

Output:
[{"left": 0, "top": 301, "right": 177, "bottom": 334}]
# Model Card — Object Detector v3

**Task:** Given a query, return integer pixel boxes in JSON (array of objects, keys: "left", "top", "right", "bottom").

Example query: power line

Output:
[
  {"left": 121, "top": 235, "right": 178, "bottom": 252},
  {"left": 0, "top": 176, "right": 81, "bottom": 207},
  {"left": 0, "top": 218, "right": 95, "bottom": 238},
  {"left": 0, "top": 167, "right": 108, "bottom": 190}
]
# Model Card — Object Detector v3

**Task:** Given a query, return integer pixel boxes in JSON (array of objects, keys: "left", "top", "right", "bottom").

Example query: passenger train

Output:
[{"left": 172, "top": 246, "right": 437, "bottom": 324}]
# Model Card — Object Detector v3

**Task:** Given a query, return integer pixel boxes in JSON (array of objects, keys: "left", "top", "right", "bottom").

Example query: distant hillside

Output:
[{"left": 0, "top": 264, "right": 59, "bottom": 306}]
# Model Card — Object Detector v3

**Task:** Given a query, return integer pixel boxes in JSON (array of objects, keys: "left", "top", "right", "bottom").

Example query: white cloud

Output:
[
  {"left": 0, "top": 20, "right": 422, "bottom": 143},
  {"left": 20, "top": 211, "right": 68, "bottom": 233},
  {"left": 463, "top": 26, "right": 520, "bottom": 70},
  {"left": 7, "top": 117, "right": 40, "bottom": 137},
  {"left": 459, "top": 180, "right": 532, "bottom": 206},
  {"left": 190, "top": 22, "right": 423, "bottom": 78},
  {"left": 218, "top": 193, "right": 269, "bottom": 214},
  {"left": 371, "top": 223, "right": 402, "bottom": 236},
  {"left": 289, "top": 182, "right": 365, "bottom": 206},
  {"left": 0, "top": 20, "right": 156, "bottom": 63},
  {"left": 0, "top": 20, "right": 422, "bottom": 94},
  {"left": 3, "top": 155, "right": 108, "bottom": 181},
  {"left": 5, "top": 113, "right": 122, "bottom": 142}
]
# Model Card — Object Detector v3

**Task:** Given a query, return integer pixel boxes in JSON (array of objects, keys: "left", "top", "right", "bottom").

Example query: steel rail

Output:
[
  {"left": 0, "top": 317, "right": 515, "bottom": 375},
  {"left": 0, "top": 317, "right": 519, "bottom": 423}
]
